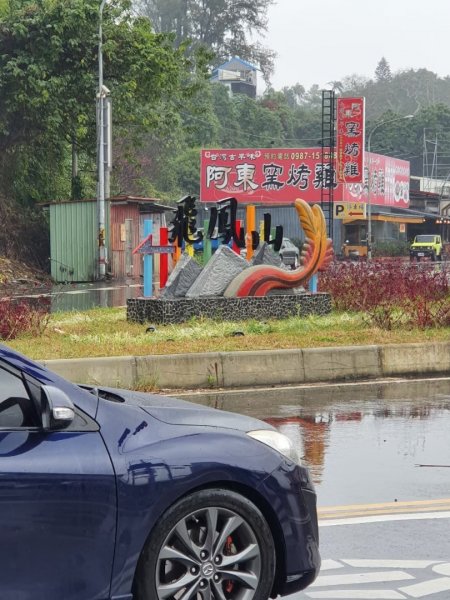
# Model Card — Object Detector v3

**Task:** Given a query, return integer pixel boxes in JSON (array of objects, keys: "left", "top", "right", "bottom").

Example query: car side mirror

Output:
[{"left": 41, "top": 385, "right": 75, "bottom": 431}]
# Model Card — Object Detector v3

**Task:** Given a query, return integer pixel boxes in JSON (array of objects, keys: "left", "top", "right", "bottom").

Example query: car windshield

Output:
[{"left": 415, "top": 235, "right": 435, "bottom": 243}]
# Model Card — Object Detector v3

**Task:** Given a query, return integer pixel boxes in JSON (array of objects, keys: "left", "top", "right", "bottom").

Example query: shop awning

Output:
[{"left": 343, "top": 215, "right": 425, "bottom": 225}]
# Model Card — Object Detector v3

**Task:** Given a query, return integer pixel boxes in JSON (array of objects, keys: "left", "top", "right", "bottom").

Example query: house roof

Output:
[
  {"left": 212, "top": 56, "right": 258, "bottom": 75},
  {"left": 39, "top": 195, "right": 173, "bottom": 212}
]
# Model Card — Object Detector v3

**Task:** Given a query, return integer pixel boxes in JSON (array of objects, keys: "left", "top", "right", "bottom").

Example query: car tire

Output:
[
  {"left": 133, "top": 488, "right": 276, "bottom": 600},
  {"left": 431, "top": 252, "right": 436, "bottom": 262}
]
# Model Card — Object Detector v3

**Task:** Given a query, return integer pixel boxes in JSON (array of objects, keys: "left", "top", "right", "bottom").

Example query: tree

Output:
[
  {"left": 281, "top": 84, "right": 305, "bottom": 108},
  {"left": 375, "top": 57, "right": 392, "bottom": 82},
  {"left": 0, "top": 0, "right": 207, "bottom": 202},
  {"left": 138, "top": 0, "right": 276, "bottom": 81},
  {"left": 327, "top": 80, "right": 344, "bottom": 94}
]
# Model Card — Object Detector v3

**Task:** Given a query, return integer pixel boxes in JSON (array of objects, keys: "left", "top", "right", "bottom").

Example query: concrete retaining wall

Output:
[{"left": 42, "top": 341, "right": 450, "bottom": 390}]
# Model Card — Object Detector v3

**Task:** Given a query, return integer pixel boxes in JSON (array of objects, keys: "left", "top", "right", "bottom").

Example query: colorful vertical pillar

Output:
[
  {"left": 203, "top": 218, "right": 212, "bottom": 264},
  {"left": 309, "top": 274, "right": 318, "bottom": 293},
  {"left": 246, "top": 205, "right": 256, "bottom": 260},
  {"left": 143, "top": 219, "right": 153, "bottom": 297},
  {"left": 232, "top": 219, "right": 242, "bottom": 254},
  {"left": 173, "top": 244, "right": 182, "bottom": 264},
  {"left": 259, "top": 219, "right": 265, "bottom": 241},
  {"left": 160, "top": 227, "right": 168, "bottom": 289}
]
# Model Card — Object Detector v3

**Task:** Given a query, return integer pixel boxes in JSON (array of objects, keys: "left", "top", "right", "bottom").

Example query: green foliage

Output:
[
  {"left": 0, "top": 195, "right": 49, "bottom": 268},
  {"left": 372, "top": 240, "right": 410, "bottom": 257},
  {"left": 0, "top": 0, "right": 205, "bottom": 203},
  {"left": 374, "top": 57, "right": 392, "bottom": 82}
]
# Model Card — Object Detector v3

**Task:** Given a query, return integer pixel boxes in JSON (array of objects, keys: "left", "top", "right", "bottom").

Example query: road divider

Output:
[{"left": 42, "top": 341, "right": 450, "bottom": 390}]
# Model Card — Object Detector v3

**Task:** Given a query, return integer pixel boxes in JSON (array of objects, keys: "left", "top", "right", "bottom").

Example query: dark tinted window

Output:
[
  {"left": 415, "top": 235, "right": 434, "bottom": 243},
  {"left": 0, "top": 367, "right": 37, "bottom": 428}
]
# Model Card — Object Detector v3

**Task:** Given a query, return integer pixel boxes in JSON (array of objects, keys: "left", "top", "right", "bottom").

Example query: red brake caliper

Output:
[{"left": 224, "top": 536, "right": 235, "bottom": 594}]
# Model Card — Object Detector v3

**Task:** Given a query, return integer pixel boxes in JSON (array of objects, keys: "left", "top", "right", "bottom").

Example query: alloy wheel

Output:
[{"left": 155, "top": 506, "right": 262, "bottom": 600}]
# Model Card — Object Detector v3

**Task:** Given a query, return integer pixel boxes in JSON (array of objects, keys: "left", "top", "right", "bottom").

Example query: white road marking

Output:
[
  {"left": 342, "top": 560, "right": 440, "bottom": 569},
  {"left": 320, "top": 560, "right": 345, "bottom": 571},
  {"left": 310, "top": 570, "right": 415, "bottom": 587},
  {"left": 320, "top": 511, "right": 450, "bottom": 527},
  {"left": 306, "top": 590, "right": 406, "bottom": 599},
  {"left": 433, "top": 563, "right": 450, "bottom": 576},
  {"left": 307, "top": 560, "right": 450, "bottom": 599},
  {"left": 399, "top": 577, "right": 450, "bottom": 597}
]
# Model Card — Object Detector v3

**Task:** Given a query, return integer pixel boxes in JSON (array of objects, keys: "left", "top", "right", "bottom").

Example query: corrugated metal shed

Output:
[
  {"left": 109, "top": 197, "right": 170, "bottom": 279},
  {"left": 44, "top": 196, "right": 171, "bottom": 282},
  {"left": 48, "top": 200, "right": 110, "bottom": 282},
  {"left": 110, "top": 202, "right": 140, "bottom": 279}
]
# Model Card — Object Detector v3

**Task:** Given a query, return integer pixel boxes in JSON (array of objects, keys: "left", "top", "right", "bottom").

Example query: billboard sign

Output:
[
  {"left": 201, "top": 148, "right": 336, "bottom": 205},
  {"left": 336, "top": 97, "right": 365, "bottom": 183},
  {"left": 344, "top": 153, "right": 410, "bottom": 208},
  {"left": 200, "top": 148, "right": 409, "bottom": 208}
]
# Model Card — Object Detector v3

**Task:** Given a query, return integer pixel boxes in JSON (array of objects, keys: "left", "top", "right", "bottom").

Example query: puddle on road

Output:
[
  {"left": 9, "top": 281, "right": 143, "bottom": 312},
  {"left": 183, "top": 379, "right": 450, "bottom": 506}
]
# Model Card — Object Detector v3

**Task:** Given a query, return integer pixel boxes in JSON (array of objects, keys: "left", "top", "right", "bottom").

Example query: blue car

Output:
[{"left": 0, "top": 344, "right": 320, "bottom": 600}]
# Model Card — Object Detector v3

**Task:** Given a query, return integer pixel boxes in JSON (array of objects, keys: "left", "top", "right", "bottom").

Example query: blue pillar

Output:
[
  {"left": 309, "top": 274, "right": 318, "bottom": 293},
  {"left": 143, "top": 219, "right": 153, "bottom": 297}
]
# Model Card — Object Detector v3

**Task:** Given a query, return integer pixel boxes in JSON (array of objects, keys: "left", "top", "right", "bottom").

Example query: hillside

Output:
[{"left": 0, "top": 257, "right": 51, "bottom": 292}]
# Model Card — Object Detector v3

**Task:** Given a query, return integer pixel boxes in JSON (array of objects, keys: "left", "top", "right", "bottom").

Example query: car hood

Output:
[{"left": 89, "top": 386, "right": 274, "bottom": 433}]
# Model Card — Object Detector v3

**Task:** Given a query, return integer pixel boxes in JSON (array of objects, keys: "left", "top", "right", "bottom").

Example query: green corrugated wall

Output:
[{"left": 49, "top": 201, "right": 110, "bottom": 282}]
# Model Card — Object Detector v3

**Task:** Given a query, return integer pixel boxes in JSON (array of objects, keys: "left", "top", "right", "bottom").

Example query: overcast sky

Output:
[{"left": 265, "top": 0, "right": 450, "bottom": 90}]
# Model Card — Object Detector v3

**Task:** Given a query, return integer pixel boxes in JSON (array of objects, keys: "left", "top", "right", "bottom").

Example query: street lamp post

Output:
[{"left": 366, "top": 114, "right": 414, "bottom": 259}]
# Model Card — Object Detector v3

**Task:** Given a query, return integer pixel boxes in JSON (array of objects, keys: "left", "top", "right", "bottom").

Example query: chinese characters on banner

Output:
[
  {"left": 201, "top": 148, "right": 336, "bottom": 204},
  {"left": 336, "top": 97, "right": 365, "bottom": 183},
  {"left": 200, "top": 148, "right": 409, "bottom": 208},
  {"left": 345, "top": 153, "right": 410, "bottom": 208}
]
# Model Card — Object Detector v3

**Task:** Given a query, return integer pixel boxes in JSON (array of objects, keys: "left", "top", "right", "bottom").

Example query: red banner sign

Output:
[
  {"left": 201, "top": 148, "right": 335, "bottom": 204},
  {"left": 336, "top": 97, "right": 365, "bottom": 183},
  {"left": 200, "top": 148, "right": 409, "bottom": 207},
  {"left": 344, "top": 152, "right": 410, "bottom": 208}
]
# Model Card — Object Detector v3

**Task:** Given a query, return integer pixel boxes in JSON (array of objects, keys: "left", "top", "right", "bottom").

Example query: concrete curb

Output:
[{"left": 43, "top": 341, "right": 450, "bottom": 390}]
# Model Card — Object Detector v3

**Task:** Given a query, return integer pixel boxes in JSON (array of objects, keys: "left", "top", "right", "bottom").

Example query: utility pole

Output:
[{"left": 97, "top": 0, "right": 107, "bottom": 279}]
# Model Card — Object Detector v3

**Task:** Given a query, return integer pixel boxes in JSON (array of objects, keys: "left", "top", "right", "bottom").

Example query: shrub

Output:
[
  {"left": 0, "top": 297, "right": 50, "bottom": 340},
  {"left": 319, "top": 259, "right": 450, "bottom": 329},
  {"left": 373, "top": 240, "right": 410, "bottom": 257}
]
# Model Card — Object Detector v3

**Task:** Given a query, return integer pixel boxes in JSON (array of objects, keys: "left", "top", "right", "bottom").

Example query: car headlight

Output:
[{"left": 247, "top": 429, "right": 301, "bottom": 464}]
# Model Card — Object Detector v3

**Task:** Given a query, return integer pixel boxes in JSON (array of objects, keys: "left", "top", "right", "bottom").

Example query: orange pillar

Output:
[{"left": 246, "top": 205, "right": 256, "bottom": 260}]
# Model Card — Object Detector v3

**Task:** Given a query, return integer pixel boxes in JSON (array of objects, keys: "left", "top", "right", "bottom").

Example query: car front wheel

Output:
[{"left": 134, "top": 489, "right": 276, "bottom": 600}]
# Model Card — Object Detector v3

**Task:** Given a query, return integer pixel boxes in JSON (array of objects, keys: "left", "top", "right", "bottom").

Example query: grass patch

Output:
[{"left": 5, "top": 306, "right": 450, "bottom": 360}]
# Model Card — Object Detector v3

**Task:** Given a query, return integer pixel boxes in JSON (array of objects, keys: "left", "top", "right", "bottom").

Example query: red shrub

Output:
[
  {"left": 0, "top": 297, "right": 50, "bottom": 340},
  {"left": 319, "top": 259, "right": 450, "bottom": 329}
]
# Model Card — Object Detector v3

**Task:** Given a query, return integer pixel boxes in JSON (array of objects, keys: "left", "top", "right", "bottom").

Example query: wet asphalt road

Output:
[
  {"left": 182, "top": 378, "right": 450, "bottom": 599},
  {"left": 9, "top": 280, "right": 143, "bottom": 312}
]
